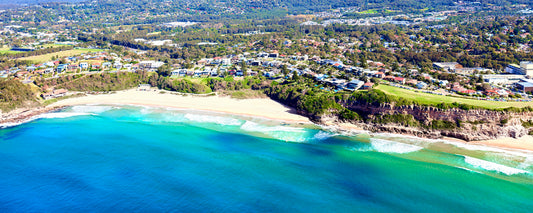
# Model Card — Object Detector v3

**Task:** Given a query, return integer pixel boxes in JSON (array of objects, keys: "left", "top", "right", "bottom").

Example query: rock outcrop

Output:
[{"left": 322, "top": 102, "right": 533, "bottom": 141}]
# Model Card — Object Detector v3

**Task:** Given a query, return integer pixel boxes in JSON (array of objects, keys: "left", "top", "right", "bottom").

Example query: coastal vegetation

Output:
[
  {"left": 0, "top": 79, "right": 38, "bottom": 112},
  {"left": 36, "top": 72, "right": 150, "bottom": 92}
]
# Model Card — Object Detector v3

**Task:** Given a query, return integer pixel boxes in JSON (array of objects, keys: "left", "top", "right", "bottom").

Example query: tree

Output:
[
  {"left": 360, "top": 56, "right": 368, "bottom": 68},
  {"left": 157, "top": 65, "right": 171, "bottom": 77},
  {"left": 282, "top": 64, "right": 289, "bottom": 76},
  {"left": 392, "top": 62, "right": 399, "bottom": 72},
  {"left": 292, "top": 71, "right": 299, "bottom": 82}
]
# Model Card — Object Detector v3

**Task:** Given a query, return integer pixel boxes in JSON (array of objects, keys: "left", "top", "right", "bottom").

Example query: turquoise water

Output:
[{"left": 1, "top": 105, "right": 533, "bottom": 212}]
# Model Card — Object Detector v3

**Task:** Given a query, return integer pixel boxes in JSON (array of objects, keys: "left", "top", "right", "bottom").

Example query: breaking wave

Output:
[
  {"left": 313, "top": 131, "right": 337, "bottom": 140},
  {"left": 70, "top": 105, "right": 114, "bottom": 114},
  {"left": 37, "top": 112, "right": 93, "bottom": 119},
  {"left": 463, "top": 156, "right": 529, "bottom": 175},
  {"left": 370, "top": 138, "right": 424, "bottom": 154},
  {"left": 240, "top": 121, "right": 308, "bottom": 142},
  {"left": 184, "top": 114, "right": 243, "bottom": 126}
]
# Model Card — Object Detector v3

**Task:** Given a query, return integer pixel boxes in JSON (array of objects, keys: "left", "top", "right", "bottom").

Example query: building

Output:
[
  {"left": 505, "top": 64, "right": 522, "bottom": 74},
  {"left": 482, "top": 74, "right": 526, "bottom": 84},
  {"left": 515, "top": 82, "right": 533, "bottom": 93},
  {"left": 79, "top": 62, "right": 89, "bottom": 69},
  {"left": 139, "top": 61, "right": 165, "bottom": 69},
  {"left": 42, "top": 89, "right": 68, "bottom": 100},
  {"left": 345, "top": 79, "right": 364, "bottom": 91},
  {"left": 56, "top": 64, "right": 67, "bottom": 73},
  {"left": 416, "top": 82, "right": 428, "bottom": 89},
  {"left": 433, "top": 62, "right": 463, "bottom": 71},
  {"left": 520, "top": 61, "right": 533, "bottom": 76},
  {"left": 362, "top": 82, "right": 374, "bottom": 89}
]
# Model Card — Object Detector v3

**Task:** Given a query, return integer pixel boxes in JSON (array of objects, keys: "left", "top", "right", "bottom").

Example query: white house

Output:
[{"left": 79, "top": 62, "right": 89, "bottom": 69}]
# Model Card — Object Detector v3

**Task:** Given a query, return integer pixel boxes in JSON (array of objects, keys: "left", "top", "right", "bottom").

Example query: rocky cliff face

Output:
[{"left": 325, "top": 102, "right": 533, "bottom": 141}]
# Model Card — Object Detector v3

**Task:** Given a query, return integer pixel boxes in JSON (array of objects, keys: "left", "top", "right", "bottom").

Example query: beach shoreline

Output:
[
  {"left": 49, "top": 89, "right": 312, "bottom": 124},
  {"left": 2, "top": 89, "right": 533, "bottom": 153}
]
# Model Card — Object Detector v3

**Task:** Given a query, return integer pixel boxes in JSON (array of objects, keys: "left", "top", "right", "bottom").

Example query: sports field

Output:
[
  {"left": 376, "top": 84, "right": 533, "bottom": 109},
  {"left": 17, "top": 48, "right": 103, "bottom": 63}
]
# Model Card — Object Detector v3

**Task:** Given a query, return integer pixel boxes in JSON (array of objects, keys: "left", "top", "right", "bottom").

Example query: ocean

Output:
[{"left": 0, "top": 105, "right": 532, "bottom": 212}]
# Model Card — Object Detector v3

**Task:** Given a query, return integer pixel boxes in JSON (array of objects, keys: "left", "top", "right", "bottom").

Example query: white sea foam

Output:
[
  {"left": 463, "top": 156, "right": 529, "bottom": 175},
  {"left": 37, "top": 112, "right": 93, "bottom": 119},
  {"left": 184, "top": 114, "right": 242, "bottom": 126},
  {"left": 440, "top": 140, "right": 516, "bottom": 153},
  {"left": 240, "top": 121, "right": 308, "bottom": 142},
  {"left": 518, "top": 156, "right": 533, "bottom": 170},
  {"left": 313, "top": 131, "right": 337, "bottom": 140},
  {"left": 70, "top": 105, "right": 113, "bottom": 114},
  {"left": 240, "top": 121, "right": 306, "bottom": 133},
  {"left": 0, "top": 119, "right": 37, "bottom": 128},
  {"left": 0, "top": 112, "right": 92, "bottom": 128},
  {"left": 370, "top": 138, "right": 424, "bottom": 154}
]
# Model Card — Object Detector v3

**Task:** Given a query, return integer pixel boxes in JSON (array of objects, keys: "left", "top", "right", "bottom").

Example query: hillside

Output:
[{"left": 0, "top": 79, "right": 39, "bottom": 113}]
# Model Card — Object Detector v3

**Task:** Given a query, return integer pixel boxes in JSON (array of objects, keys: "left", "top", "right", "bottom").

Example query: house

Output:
[
  {"left": 53, "top": 89, "right": 68, "bottom": 98},
  {"left": 16, "top": 71, "right": 29, "bottom": 78},
  {"left": 41, "top": 92, "right": 54, "bottom": 100},
  {"left": 374, "top": 72, "right": 385, "bottom": 78},
  {"left": 26, "top": 66, "right": 36, "bottom": 72},
  {"left": 79, "top": 62, "right": 89, "bottom": 69},
  {"left": 123, "top": 64, "right": 132, "bottom": 70},
  {"left": 44, "top": 68, "right": 54, "bottom": 74},
  {"left": 363, "top": 82, "right": 374, "bottom": 89},
  {"left": 43, "top": 89, "right": 68, "bottom": 100},
  {"left": 383, "top": 75, "right": 395, "bottom": 81},
  {"left": 139, "top": 61, "right": 164, "bottom": 69},
  {"left": 484, "top": 90, "right": 499, "bottom": 96},
  {"left": 463, "top": 90, "right": 476, "bottom": 95},
  {"left": 416, "top": 82, "right": 428, "bottom": 89},
  {"left": 56, "top": 64, "right": 67, "bottom": 73},
  {"left": 68, "top": 64, "right": 78, "bottom": 71},
  {"left": 268, "top": 53, "right": 279, "bottom": 58},
  {"left": 171, "top": 69, "right": 189, "bottom": 77},
  {"left": 102, "top": 62, "right": 112, "bottom": 69},
  {"left": 394, "top": 77, "right": 405, "bottom": 84},
  {"left": 345, "top": 79, "right": 364, "bottom": 91},
  {"left": 92, "top": 62, "right": 101, "bottom": 69},
  {"left": 113, "top": 61, "right": 123, "bottom": 69},
  {"left": 406, "top": 79, "right": 418, "bottom": 86}
]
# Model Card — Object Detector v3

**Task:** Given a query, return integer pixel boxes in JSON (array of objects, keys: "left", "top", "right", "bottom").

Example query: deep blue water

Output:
[{"left": 1, "top": 105, "right": 532, "bottom": 212}]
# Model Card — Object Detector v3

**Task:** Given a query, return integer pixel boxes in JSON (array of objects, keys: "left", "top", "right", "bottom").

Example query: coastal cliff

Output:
[
  {"left": 321, "top": 102, "right": 533, "bottom": 141},
  {"left": 265, "top": 83, "right": 533, "bottom": 142}
]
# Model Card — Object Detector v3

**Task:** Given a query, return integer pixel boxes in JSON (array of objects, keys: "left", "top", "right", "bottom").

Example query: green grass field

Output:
[
  {"left": 0, "top": 47, "right": 23, "bottom": 54},
  {"left": 375, "top": 84, "right": 533, "bottom": 109},
  {"left": 40, "top": 43, "right": 71, "bottom": 48},
  {"left": 17, "top": 48, "right": 103, "bottom": 63},
  {"left": 359, "top": 9, "right": 378, "bottom": 14}
]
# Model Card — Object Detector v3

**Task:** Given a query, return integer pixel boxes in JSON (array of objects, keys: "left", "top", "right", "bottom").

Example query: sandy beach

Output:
[
  {"left": 3, "top": 89, "right": 533, "bottom": 153},
  {"left": 468, "top": 136, "right": 533, "bottom": 152},
  {"left": 48, "top": 89, "right": 311, "bottom": 123},
  {"left": 48, "top": 90, "right": 533, "bottom": 151}
]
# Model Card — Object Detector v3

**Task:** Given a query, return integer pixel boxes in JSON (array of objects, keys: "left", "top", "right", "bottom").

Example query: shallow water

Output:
[{"left": 0, "top": 105, "right": 532, "bottom": 212}]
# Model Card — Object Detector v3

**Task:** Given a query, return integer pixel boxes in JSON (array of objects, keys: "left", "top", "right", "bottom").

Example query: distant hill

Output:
[
  {"left": 1, "top": 0, "right": 531, "bottom": 12},
  {"left": 0, "top": 0, "right": 84, "bottom": 8}
]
